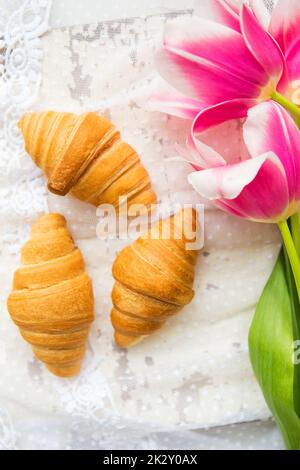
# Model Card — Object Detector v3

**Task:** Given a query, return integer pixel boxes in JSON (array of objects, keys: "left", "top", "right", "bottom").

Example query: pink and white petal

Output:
[
  {"left": 194, "top": 0, "right": 241, "bottom": 32},
  {"left": 223, "top": 0, "right": 240, "bottom": 12},
  {"left": 163, "top": 17, "right": 267, "bottom": 85},
  {"left": 271, "top": 0, "right": 300, "bottom": 85},
  {"left": 249, "top": 0, "right": 271, "bottom": 30},
  {"left": 192, "top": 99, "right": 253, "bottom": 134},
  {"left": 147, "top": 97, "right": 202, "bottom": 120},
  {"left": 276, "top": 70, "right": 291, "bottom": 96},
  {"left": 285, "top": 39, "right": 300, "bottom": 82},
  {"left": 188, "top": 152, "right": 289, "bottom": 222},
  {"left": 191, "top": 100, "right": 254, "bottom": 166},
  {"left": 176, "top": 142, "right": 204, "bottom": 171},
  {"left": 217, "top": 158, "right": 290, "bottom": 222},
  {"left": 176, "top": 136, "right": 224, "bottom": 171},
  {"left": 269, "top": 0, "right": 300, "bottom": 54},
  {"left": 148, "top": 80, "right": 204, "bottom": 119},
  {"left": 188, "top": 151, "right": 283, "bottom": 198},
  {"left": 269, "top": 0, "right": 300, "bottom": 87},
  {"left": 157, "top": 17, "right": 267, "bottom": 104},
  {"left": 244, "top": 101, "right": 300, "bottom": 199},
  {"left": 215, "top": 199, "right": 250, "bottom": 219},
  {"left": 241, "top": 4, "right": 284, "bottom": 87},
  {"left": 186, "top": 133, "right": 226, "bottom": 170},
  {"left": 156, "top": 47, "right": 262, "bottom": 105}
]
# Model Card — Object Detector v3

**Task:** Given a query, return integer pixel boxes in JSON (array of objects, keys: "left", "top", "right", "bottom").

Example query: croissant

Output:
[
  {"left": 7, "top": 213, "right": 94, "bottom": 377},
  {"left": 111, "top": 208, "right": 199, "bottom": 347},
  {"left": 19, "top": 111, "right": 156, "bottom": 212}
]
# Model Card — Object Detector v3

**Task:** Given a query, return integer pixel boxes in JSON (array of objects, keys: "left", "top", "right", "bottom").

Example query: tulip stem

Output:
[
  {"left": 272, "top": 92, "right": 300, "bottom": 124},
  {"left": 278, "top": 220, "right": 300, "bottom": 300}
]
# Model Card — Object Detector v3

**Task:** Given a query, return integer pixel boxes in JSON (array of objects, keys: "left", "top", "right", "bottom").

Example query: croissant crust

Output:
[
  {"left": 111, "top": 208, "right": 199, "bottom": 347},
  {"left": 19, "top": 111, "right": 156, "bottom": 212},
  {"left": 7, "top": 213, "right": 94, "bottom": 377}
]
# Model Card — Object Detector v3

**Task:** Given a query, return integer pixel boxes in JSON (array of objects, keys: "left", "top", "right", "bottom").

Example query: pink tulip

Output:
[
  {"left": 197, "top": 0, "right": 300, "bottom": 104},
  {"left": 187, "top": 101, "right": 300, "bottom": 223},
  {"left": 152, "top": 3, "right": 288, "bottom": 119},
  {"left": 268, "top": 0, "right": 300, "bottom": 104}
]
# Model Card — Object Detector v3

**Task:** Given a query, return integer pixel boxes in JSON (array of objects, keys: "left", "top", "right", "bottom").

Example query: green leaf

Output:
[
  {"left": 249, "top": 249, "right": 300, "bottom": 450},
  {"left": 289, "top": 215, "right": 300, "bottom": 419}
]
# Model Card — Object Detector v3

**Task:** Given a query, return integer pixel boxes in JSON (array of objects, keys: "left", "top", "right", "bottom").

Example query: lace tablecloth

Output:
[{"left": 0, "top": 0, "right": 284, "bottom": 449}]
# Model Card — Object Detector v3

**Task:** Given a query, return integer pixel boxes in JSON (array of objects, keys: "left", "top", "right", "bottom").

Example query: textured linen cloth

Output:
[{"left": 0, "top": 0, "right": 284, "bottom": 449}]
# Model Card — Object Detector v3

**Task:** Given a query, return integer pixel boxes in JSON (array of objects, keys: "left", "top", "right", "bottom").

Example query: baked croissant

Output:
[
  {"left": 7, "top": 213, "right": 94, "bottom": 377},
  {"left": 19, "top": 111, "right": 156, "bottom": 212},
  {"left": 111, "top": 208, "right": 199, "bottom": 347}
]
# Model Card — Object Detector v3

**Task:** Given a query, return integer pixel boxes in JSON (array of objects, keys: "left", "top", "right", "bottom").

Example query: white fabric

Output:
[{"left": 0, "top": 0, "right": 284, "bottom": 450}]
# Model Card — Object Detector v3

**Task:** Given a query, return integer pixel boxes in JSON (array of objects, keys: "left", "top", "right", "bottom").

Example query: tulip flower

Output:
[
  {"left": 151, "top": 1, "right": 300, "bottom": 122},
  {"left": 240, "top": 0, "right": 300, "bottom": 116},
  {"left": 245, "top": 0, "right": 300, "bottom": 103},
  {"left": 187, "top": 99, "right": 300, "bottom": 297},
  {"left": 266, "top": 0, "right": 300, "bottom": 112},
  {"left": 152, "top": 3, "right": 288, "bottom": 118},
  {"left": 188, "top": 100, "right": 300, "bottom": 223}
]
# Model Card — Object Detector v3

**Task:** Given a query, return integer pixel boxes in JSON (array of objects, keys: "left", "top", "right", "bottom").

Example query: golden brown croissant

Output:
[
  {"left": 19, "top": 111, "right": 157, "bottom": 212},
  {"left": 7, "top": 213, "right": 94, "bottom": 377},
  {"left": 111, "top": 208, "right": 199, "bottom": 347}
]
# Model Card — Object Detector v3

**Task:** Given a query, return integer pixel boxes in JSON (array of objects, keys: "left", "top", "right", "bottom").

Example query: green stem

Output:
[
  {"left": 278, "top": 220, "right": 300, "bottom": 300},
  {"left": 272, "top": 92, "right": 300, "bottom": 124},
  {"left": 287, "top": 107, "right": 300, "bottom": 261}
]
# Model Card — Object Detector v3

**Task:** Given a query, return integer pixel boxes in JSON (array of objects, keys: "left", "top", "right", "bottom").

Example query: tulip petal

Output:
[
  {"left": 193, "top": 99, "right": 253, "bottom": 134},
  {"left": 215, "top": 199, "right": 250, "bottom": 219},
  {"left": 148, "top": 80, "right": 204, "bottom": 119},
  {"left": 269, "top": 0, "right": 300, "bottom": 83},
  {"left": 189, "top": 152, "right": 289, "bottom": 222},
  {"left": 176, "top": 136, "right": 225, "bottom": 171},
  {"left": 182, "top": 99, "right": 252, "bottom": 169},
  {"left": 191, "top": 99, "right": 254, "bottom": 167},
  {"left": 194, "top": 0, "right": 241, "bottom": 32},
  {"left": 188, "top": 151, "right": 283, "bottom": 199},
  {"left": 186, "top": 133, "right": 226, "bottom": 170},
  {"left": 156, "top": 17, "right": 267, "bottom": 105},
  {"left": 244, "top": 101, "right": 300, "bottom": 200},
  {"left": 249, "top": 0, "right": 271, "bottom": 30},
  {"left": 241, "top": 5, "right": 285, "bottom": 88},
  {"left": 269, "top": 0, "right": 300, "bottom": 54},
  {"left": 285, "top": 39, "right": 300, "bottom": 82}
]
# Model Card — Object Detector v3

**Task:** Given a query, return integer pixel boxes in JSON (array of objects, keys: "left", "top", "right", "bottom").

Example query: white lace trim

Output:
[
  {"left": 0, "top": 0, "right": 52, "bottom": 449},
  {"left": 0, "top": 0, "right": 51, "bottom": 254}
]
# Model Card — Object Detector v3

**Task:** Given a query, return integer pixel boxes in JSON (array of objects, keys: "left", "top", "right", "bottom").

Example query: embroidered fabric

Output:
[{"left": 0, "top": 0, "right": 52, "bottom": 253}]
